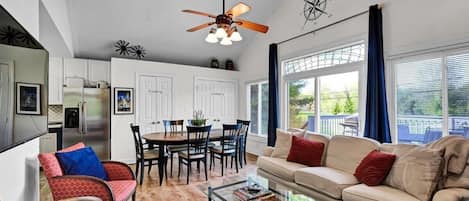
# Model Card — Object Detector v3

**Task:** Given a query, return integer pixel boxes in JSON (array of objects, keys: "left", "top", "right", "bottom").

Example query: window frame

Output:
[
  {"left": 281, "top": 41, "right": 367, "bottom": 135},
  {"left": 389, "top": 47, "right": 469, "bottom": 143},
  {"left": 246, "top": 80, "right": 269, "bottom": 136}
]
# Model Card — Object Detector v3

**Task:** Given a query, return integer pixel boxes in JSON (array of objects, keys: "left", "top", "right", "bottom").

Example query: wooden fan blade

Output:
[
  {"left": 226, "top": 3, "right": 251, "bottom": 17},
  {"left": 182, "top": 9, "right": 217, "bottom": 18},
  {"left": 236, "top": 19, "right": 269, "bottom": 33},
  {"left": 186, "top": 22, "right": 215, "bottom": 32}
]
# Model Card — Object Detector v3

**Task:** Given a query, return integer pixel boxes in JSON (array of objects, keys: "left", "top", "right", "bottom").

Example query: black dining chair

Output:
[
  {"left": 237, "top": 120, "right": 251, "bottom": 168},
  {"left": 163, "top": 120, "right": 185, "bottom": 177},
  {"left": 178, "top": 125, "right": 212, "bottom": 184},
  {"left": 209, "top": 124, "right": 242, "bottom": 176},
  {"left": 130, "top": 123, "right": 168, "bottom": 185}
]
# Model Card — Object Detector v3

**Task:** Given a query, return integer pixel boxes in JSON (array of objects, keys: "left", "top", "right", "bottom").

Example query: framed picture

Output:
[
  {"left": 16, "top": 82, "right": 41, "bottom": 115},
  {"left": 114, "top": 87, "right": 134, "bottom": 115}
]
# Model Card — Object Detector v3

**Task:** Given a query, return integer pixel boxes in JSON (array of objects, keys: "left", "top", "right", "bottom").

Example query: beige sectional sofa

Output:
[{"left": 257, "top": 131, "right": 469, "bottom": 201}]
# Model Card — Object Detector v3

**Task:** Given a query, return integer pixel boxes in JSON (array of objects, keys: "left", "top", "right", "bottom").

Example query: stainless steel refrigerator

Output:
[{"left": 63, "top": 87, "right": 110, "bottom": 160}]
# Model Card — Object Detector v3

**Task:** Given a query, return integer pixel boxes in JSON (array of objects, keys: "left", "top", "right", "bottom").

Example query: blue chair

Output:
[{"left": 423, "top": 127, "right": 442, "bottom": 144}]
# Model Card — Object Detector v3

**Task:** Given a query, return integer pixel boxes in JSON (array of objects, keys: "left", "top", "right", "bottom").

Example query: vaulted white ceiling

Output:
[{"left": 66, "top": 0, "right": 281, "bottom": 67}]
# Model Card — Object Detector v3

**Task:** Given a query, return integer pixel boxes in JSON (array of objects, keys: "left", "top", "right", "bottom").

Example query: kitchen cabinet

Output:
[
  {"left": 48, "top": 57, "right": 63, "bottom": 105},
  {"left": 88, "top": 60, "right": 110, "bottom": 84},
  {"left": 63, "top": 58, "right": 110, "bottom": 87}
]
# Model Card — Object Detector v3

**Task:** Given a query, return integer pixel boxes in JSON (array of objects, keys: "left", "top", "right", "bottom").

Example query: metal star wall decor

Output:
[
  {"left": 114, "top": 40, "right": 131, "bottom": 56},
  {"left": 130, "top": 45, "right": 146, "bottom": 59},
  {"left": 303, "top": 0, "right": 331, "bottom": 25}
]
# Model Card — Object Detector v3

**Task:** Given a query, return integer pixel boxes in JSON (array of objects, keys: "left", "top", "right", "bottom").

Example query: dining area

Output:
[{"left": 129, "top": 119, "right": 251, "bottom": 186}]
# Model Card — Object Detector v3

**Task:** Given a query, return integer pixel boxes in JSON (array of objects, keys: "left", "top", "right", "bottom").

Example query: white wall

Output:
[
  {"left": 237, "top": 0, "right": 469, "bottom": 153},
  {"left": 0, "top": 0, "right": 41, "bottom": 200},
  {"left": 40, "top": 0, "right": 74, "bottom": 57},
  {"left": 111, "top": 58, "right": 239, "bottom": 163}
]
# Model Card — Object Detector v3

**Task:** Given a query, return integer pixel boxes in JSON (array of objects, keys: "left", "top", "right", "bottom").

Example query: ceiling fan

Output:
[{"left": 182, "top": 0, "right": 269, "bottom": 45}]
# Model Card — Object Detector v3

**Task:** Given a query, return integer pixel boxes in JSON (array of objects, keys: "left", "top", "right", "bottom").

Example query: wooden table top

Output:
[{"left": 142, "top": 129, "right": 224, "bottom": 143}]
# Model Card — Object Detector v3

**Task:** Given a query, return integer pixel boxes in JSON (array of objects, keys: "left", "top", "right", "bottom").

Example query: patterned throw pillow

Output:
[
  {"left": 354, "top": 150, "right": 396, "bottom": 186},
  {"left": 384, "top": 146, "right": 444, "bottom": 201}
]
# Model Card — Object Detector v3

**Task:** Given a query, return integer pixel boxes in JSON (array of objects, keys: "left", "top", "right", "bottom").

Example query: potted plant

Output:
[{"left": 192, "top": 110, "right": 206, "bottom": 126}]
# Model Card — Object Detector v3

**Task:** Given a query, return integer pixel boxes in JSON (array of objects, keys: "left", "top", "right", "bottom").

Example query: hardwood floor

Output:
[{"left": 40, "top": 154, "right": 258, "bottom": 201}]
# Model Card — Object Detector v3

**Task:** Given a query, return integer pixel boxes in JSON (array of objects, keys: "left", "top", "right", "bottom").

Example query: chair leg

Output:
[
  {"left": 221, "top": 155, "right": 224, "bottom": 176},
  {"left": 225, "top": 156, "right": 228, "bottom": 168},
  {"left": 209, "top": 152, "right": 213, "bottom": 171},
  {"left": 197, "top": 161, "right": 200, "bottom": 174},
  {"left": 170, "top": 152, "right": 174, "bottom": 177},
  {"left": 187, "top": 161, "right": 191, "bottom": 184},
  {"left": 132, "top": 192, "right": 136, "bottom": 201},
  {"left": 204, "top": 158, "right": 208, "bottom": 181},
  {"left": 231, "top": 156, "right": 233, "bottom": 168},
  {"left": 140, "top": 160, "right": 145, "bottom": 185},
  {"left": 178, "top": 158, "right": 181, "bottom": 178},
  {"left": 235, "top": 154, "right": 239, "bottom": 174},
  {"left": 135, "top": 160, "right": 140, "bottom": 182},
  {"left": 165, "top": 157, "right": 168, "bottom": 180},
  {"left": 148, "top": 160, "right": 152, "bottom": 175}
]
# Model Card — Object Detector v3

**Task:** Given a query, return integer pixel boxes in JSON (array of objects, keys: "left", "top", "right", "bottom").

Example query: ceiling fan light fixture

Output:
[
  {"left": 230, "top": 30, "right": 242, "bottom": 42},
  {"left": 220, "top": 37, "right": 232, "bottom": 46},
  {"left": 215, "top": 27, "right": 227, "bottom": 38},
  {"left": 205, "top": 29, "right": 218, "bottom": 43}
]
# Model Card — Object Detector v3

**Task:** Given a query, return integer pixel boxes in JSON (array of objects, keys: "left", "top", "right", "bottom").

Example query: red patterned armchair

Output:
[{"left": 38, "top": 143, "right": 137, "bottom": 201}]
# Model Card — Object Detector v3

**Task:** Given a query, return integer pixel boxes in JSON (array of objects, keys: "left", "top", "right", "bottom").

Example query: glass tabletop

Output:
[{"left": 208, "top": 175, "right": 315, "bottom": 201}]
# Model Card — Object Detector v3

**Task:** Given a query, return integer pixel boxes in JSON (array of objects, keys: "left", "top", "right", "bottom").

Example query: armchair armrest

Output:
[
  {"left": 263, "top": 146, "right": 275, "bottom": 157},
  {"left": 102, "top": 161, "right": 135, "bottom": 181},
  {"left": 49, "top": 175, "right": 114, "bottom": 201},
  {"left": 433, "top": 188, "right": 469, "bottom": 201}
]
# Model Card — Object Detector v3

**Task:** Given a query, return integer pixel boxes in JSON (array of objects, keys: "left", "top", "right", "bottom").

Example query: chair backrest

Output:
[
  {"left": 187, "top": 119, "right": 207, "bottom": 126},
  {"left": 130, "top": 123, "right": 144, "bottom": 158},
  {"left": 424, "top": 127, "right": 443, "bottom": 143},
  {"left": 222, "top": 124, "right": 242, "bottom": 151},
  {"left": 38, "top": 142, "right": 86, "bottom": 179},
  {"left": 186, "top": 125, "right": 212, "bottom": 157},
  {"left": 163, "top": 120, "right": 184, "bottom": 136},
  {"left": 236, "top": 119, "right": 250, "bottom": 145}
]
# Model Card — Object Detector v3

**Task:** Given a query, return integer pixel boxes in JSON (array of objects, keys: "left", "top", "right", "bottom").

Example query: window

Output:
[
  {"left": 247, "top": 81, "right": 268, "bottom": 135},
  {"left": 284, "top": 43, "right": 365, "bottom": 75},
  {"left": 284, "top": 42, "right": 364, "bottom": 137},
  {"left": 394, "top": 51, "right": 469, "bottom": 144}
]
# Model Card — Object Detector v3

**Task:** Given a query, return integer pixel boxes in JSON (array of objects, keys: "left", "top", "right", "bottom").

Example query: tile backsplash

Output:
[{"left": 48, "top": 105, "right": 63, "bottom": 122}]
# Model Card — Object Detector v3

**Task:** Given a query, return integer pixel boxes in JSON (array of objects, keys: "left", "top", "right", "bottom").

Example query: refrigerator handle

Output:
[
  {"left": 82, "top": 101, "right": 87, "bottom": 134},
  {"left": 78, "top": 101, "right": 83, "bottom": 134}
]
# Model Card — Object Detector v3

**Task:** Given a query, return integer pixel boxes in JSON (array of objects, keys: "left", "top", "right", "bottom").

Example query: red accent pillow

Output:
[
  {"left": 354, "top": 150, "right": 396, "bottom": 186},
  {"left": 287, "top": 135, "right": 324, "bottom": 167}
]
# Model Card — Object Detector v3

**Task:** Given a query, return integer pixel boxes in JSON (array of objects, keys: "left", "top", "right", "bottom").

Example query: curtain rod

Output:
[{"left": 277, "top": 4, "right": 384, "bottom": 45}]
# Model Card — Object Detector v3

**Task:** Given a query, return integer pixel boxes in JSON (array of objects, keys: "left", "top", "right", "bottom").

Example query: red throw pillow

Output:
[
  {"left": 287, "top": 135, "right": 324, "bottom": 167},
  {"left": 354, "top": 150, "right": 396, "bottom": 186}
]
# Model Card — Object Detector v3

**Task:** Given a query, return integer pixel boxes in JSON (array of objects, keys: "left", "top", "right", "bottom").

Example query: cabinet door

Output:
[
  {"left": 48, "top": 57, "right": 63, "bottom": 105},
  {"left": 88, "top": 60, "right": 110, "bottom": 84},
  {"left": 64, "top": 58, "right": 87, "bottom": 86}
]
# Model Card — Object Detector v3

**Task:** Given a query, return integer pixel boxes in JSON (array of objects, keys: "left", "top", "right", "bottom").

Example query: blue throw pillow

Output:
[{"left": 55, "top": 147, "right": 108, "bottom": 180}]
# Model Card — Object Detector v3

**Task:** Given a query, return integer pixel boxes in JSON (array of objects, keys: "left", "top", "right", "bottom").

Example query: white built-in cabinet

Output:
[
  {"left": 137, "top": 75, "right": 173, "bottom": 134},
  {"left": 63, "top": 58, "right": 110, "bottom": 86},
  {"left": 194, "top": 78, "right": 237, "bottom": 129},
  {"left": 48, "top": 57, "right": 64, "bottom": 105}
]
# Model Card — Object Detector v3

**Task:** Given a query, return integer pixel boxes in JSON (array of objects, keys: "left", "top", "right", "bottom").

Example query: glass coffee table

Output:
[{"left": 208, "top": 175, "right": 315, "bottom": 201}]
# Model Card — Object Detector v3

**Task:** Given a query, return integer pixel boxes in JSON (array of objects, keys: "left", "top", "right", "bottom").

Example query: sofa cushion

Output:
[
  {"left": 271, "top": 129, "right": 305, "bottom": 159},
  {"left": 287, "top": 135, "right": 324, "bottom": 167},
  {"left": 326, "top": 135, "right": 379, "bottom": 174},
  {"left": 108, "top": 180, "right": 137, "bottom": 201},
  {"left": 384, "top": 146, "right": 444, "bottom": 201},
  {"left": 294, "top": 167, "right": 359, "bottom": 199},
  {"left": 257, "top": 156, "right": 307, "bottom": 182},
  {"left": 304, "top": 131, "right": 330, "bottom": 165},
  {"left": 55, "top": 147, "right": 109, "bottom": 181},
  {"left": 354, "top": 150, "right": 396, "bottom": 186},
  {"left": 342, "top": 184, "right": 420, "bottom": 201}
]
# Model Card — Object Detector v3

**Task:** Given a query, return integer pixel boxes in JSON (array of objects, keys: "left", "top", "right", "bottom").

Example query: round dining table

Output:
[{"left": 142, "top": 129, "right": 246, "bottom": 186}]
